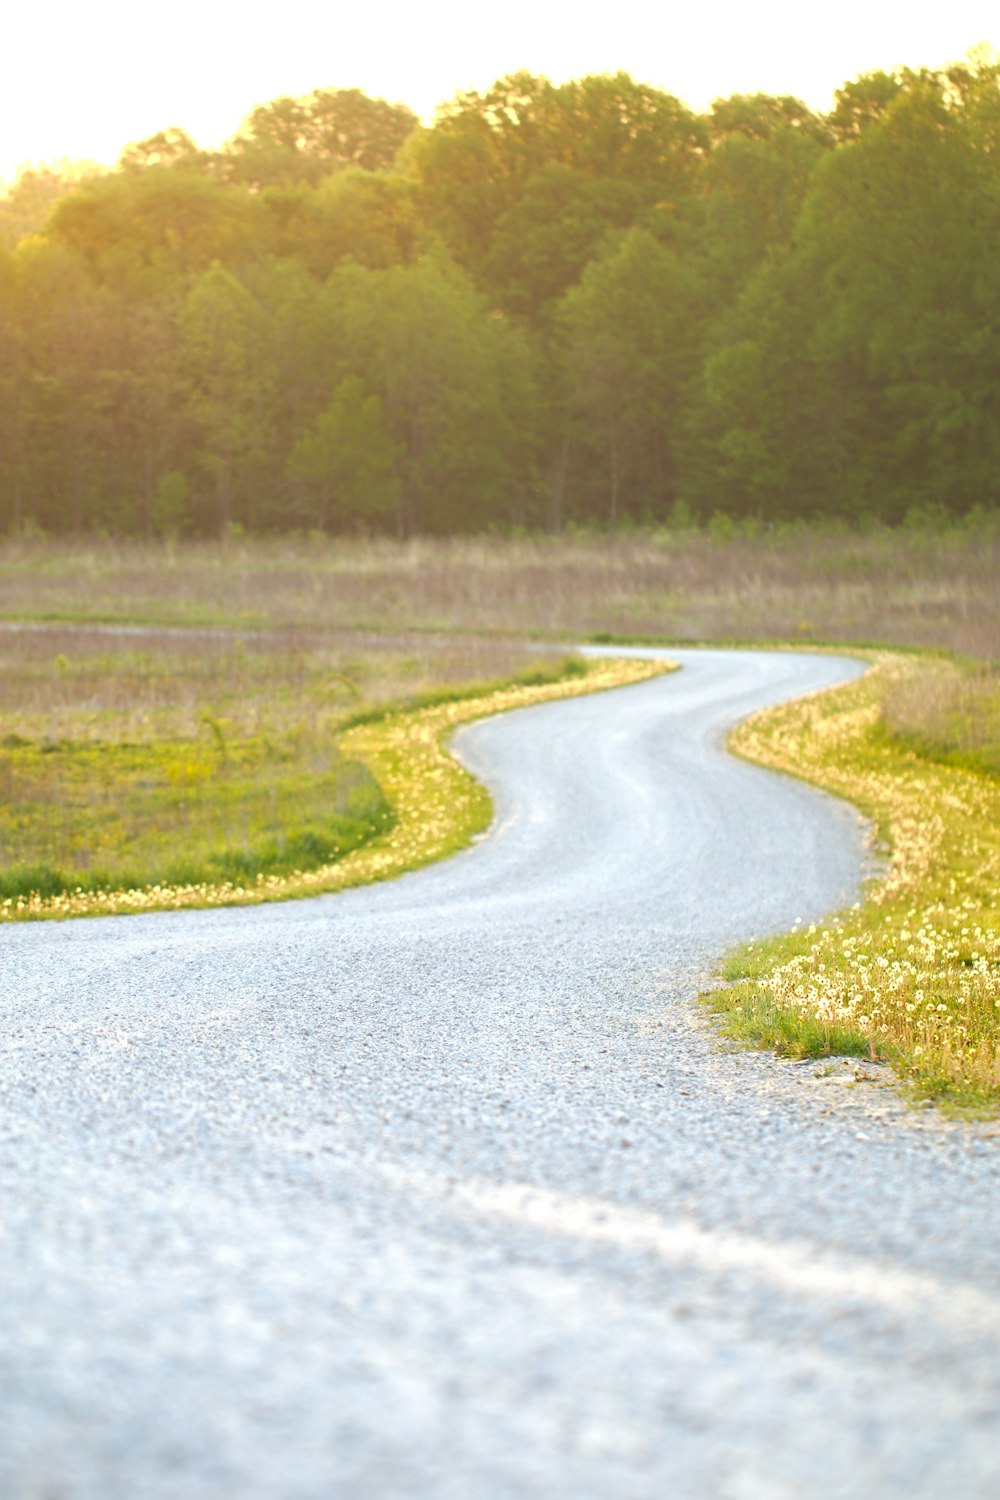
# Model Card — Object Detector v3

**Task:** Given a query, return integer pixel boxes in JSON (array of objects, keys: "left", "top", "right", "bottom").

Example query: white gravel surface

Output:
[{"left": 2, "top": 647, "right": 998, "bottom": 1500}]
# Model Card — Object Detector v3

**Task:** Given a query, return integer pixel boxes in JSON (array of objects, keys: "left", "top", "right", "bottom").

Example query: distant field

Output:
[{"left": 1, "top": 523, "right": 998, "bottom": 657}]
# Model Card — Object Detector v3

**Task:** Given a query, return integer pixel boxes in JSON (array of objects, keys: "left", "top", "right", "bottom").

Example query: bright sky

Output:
[{"left": 3, "top": 1, "right": 997, "bottom": 184}]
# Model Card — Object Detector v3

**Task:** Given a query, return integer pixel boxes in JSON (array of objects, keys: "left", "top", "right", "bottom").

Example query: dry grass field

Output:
[{"left": 2, "top": 522, "right": 998, "bottom": 657}]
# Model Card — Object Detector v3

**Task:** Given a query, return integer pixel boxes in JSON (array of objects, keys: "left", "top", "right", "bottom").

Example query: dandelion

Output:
[{"left": 727, "top": 651, "right": 1000, "bottom": 1103}]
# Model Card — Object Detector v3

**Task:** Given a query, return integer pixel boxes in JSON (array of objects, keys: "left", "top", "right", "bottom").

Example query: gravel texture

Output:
[{"left": 2, "top": 647, "right": 998, "bottom": 1500}]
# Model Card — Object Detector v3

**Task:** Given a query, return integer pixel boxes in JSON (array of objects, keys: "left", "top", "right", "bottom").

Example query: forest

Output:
[{"left": 2, "top": 55, "right": 999, "bottom": 537}]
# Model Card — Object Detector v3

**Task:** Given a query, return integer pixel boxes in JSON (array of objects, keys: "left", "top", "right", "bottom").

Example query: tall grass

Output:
[
  {"left": 881, "top": 661, "right": 1000, "bottom": 777},
  {"left": 1, "top": 520, "right": 998, "bottom": 656}
]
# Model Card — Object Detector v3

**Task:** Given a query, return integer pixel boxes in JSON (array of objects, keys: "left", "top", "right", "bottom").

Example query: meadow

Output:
[{"left": 2, "top": 517, "right": 998, "bottom": 655}]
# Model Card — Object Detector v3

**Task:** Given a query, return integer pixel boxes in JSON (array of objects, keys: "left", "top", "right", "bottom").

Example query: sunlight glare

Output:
[{"left": 3, "top": 1, "right": 997, "bottom": 182}]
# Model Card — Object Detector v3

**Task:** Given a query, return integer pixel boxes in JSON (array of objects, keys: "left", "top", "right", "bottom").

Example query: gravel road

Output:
[{"left": 2, "top": 647, "right": 998, "bottom": 1500}]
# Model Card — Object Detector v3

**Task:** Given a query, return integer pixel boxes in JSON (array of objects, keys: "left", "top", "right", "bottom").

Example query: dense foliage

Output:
[{"left": 2, "top": 57, "right": 999, "bottom": 536}]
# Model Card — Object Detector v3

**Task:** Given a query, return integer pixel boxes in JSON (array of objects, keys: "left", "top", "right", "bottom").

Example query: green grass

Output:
[
  {"left": 0, "top": 641, "right": 604, "bottom": 911},
  {"left": 707, "top": 651, "right": 1000, "bottom": 1112},
  {"left": 336, "top": 653, "right": 589, "bottom": 729},
  {"left": 705, "top": 927, "right": 876, "bottom": 1063},
  {"left": 0, "top": 735, "right": 392, "bottom": 900},
  {"left": 880, "top": 659, "right": 1000, "bottom": 779}
]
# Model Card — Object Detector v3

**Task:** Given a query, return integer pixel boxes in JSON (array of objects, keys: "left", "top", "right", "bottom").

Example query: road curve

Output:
[{"left": 2, "top": 648, "right": 998, "bottom": 1500}]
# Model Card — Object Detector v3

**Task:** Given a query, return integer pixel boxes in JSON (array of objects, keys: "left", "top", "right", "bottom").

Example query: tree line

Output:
[{"left": 2, "top": 58, "right": 999, "bottom": 537}]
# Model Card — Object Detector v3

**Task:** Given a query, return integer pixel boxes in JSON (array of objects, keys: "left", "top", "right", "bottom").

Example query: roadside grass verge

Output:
[
  {"left": 705, "top": 652, "right": 1000, "bottom": 1112},
  {"left": 1, "top": 655, "right": 666, "bottom": 921}
]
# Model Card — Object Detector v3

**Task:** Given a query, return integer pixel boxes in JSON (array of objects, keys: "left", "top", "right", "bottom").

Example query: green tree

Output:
[
  {"left": 151, "top": 470, "right": 191, "bottom": 536},
  {"left": 403, "top": 105, "right": 516, "bottom": 272},
  {"left": 0, "top": 165, "right": 103, "bottom": 248},
  {"left": 708, "top": 92, "right": 828, "bottom": 144},
  {"left": 555, "top": 73, "right": 707, "bottom": 187},
  {"left": 222, "top": 89, "right": 417, "bottom": 188},
  {"left": 48, "top": 168, "right": 258, "bottom": 291},
  {"left": 825, "top": 71, "right": 904, "bottom": 142},
  {"left": 179, "top": 265, "right": 274, "bottom": 533},
  {"left": 245, "top": 256, "right": 333, "bottom": 517},
  {"left": 680, "top": 247, "right": 851, "bottom": 519},
  {"left": 118, "top": 128, "right": 207, "bottom": 173},
  {"left": 286, "top": 376, "right": 401, "bottom": 529},
  {"left": 0, "top": 247, "right": 27, "bottom": 527},
  {"left": 324, "top": 254, "right": 535, "bottom": 531},
  {"left": 484, "top": 165, "right": 642, "bottom": 319},
  {"left": 261, "top": 169, "right": 426, "bottom": 279},
  {"left": 101, "top": 297, "right": 185, "bottom": 536},
  {"left": 559, "top": 229, "right": 706, "bottom": 520},
  {"left": 798, "top": 76, "right": 1000, "bottom": 515},
  {"left": 406, "top": 71, "right": 706, "bottom": 303},
  {"left": 683, "top": 66, "right": 1000, "bottom": 521},
  {"left": 12, "top": 237, "right": 128, "bottom": 532},
  {"left": 685, "top": 120, "right": 828, "bottom": 302}
]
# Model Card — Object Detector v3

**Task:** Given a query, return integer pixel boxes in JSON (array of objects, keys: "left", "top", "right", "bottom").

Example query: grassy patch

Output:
[
  {"left": 708, "top": 652, "right": 1000, "bottom": 1111},
  {"left": 2, "top": 654, "right": 666, "bottom": 921},
  {"left": 0, "top": 731, "right": 391, "bottom": 899},
  {"left": 0, "top": 624, "right": 583, "bottom": 910},
  {"left": 881, "top": 659, "right": 1000, "bottom": 778}
]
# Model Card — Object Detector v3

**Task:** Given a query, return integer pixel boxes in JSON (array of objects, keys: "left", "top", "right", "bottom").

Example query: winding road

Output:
[{"left": 2, "top": 648, "right": 998, "bottom": 1499}]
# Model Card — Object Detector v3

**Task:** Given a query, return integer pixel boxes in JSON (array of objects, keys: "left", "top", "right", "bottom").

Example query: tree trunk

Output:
[
  {"left": 548, "top": 423, "right": 570, "bottom": 533},
  {"left": 71, "top": 453, "right": 83, "bottom": 535},
  {"left": 217, "top": 464, "right": 232, "bottom": 538}
]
